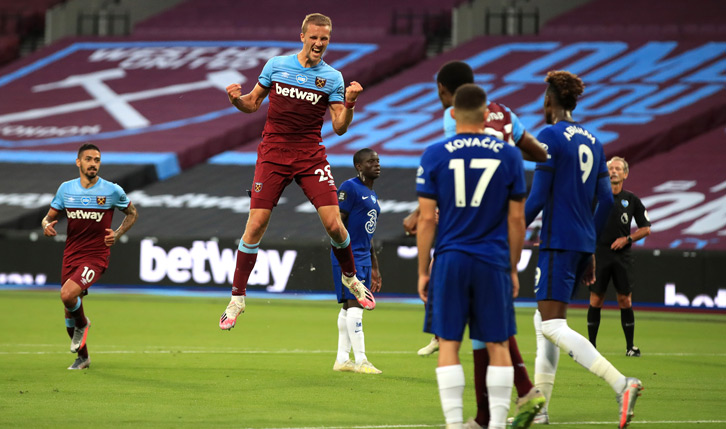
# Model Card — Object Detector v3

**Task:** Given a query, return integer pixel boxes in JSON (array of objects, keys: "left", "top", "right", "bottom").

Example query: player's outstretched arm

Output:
[
  {"left": 105, "top": 202, "right": 138, "bottom": 247},
  {"left": 330, "top": 81, "right": 363, "bottom": 135},
  {"left": 518, "top": 131, "right": 548, "bottom": 163},
  {"left": 41, "top": 208, "right": 60, "bottom": 237},
  {"left": 508, "top": 197, "right": 526, "bottom": 298},
  {"left": 228, "top": 83, "right": 270, "bottom": 113}
]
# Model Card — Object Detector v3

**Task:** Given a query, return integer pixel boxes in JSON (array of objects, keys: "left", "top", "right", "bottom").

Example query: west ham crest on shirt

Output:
[
  {"left": 315, "top": 77, "right": 327, "bottom": 88},
  {"left": 96, "top": 196, "right": 106, "bottom": 206},
  {"left": 254, "top": 182, "right": 263, "bottom": 192}
]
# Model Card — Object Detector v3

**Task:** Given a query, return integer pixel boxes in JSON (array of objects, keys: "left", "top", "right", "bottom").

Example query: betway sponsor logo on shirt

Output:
[
  {"left": 66, "top": 209, "right": 105, "bottom": 222},
  {"left": 275, "top": 83, "right": 322, "bottom": 105}
]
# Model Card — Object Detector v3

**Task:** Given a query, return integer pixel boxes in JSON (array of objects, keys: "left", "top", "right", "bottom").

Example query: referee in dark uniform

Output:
[{"left": 587, "top": 156, "right": 651, "bottom": 357}]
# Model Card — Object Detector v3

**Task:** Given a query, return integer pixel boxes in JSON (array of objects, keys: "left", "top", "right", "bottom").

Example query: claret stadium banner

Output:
[
  {"left": 1, "top": 233, "right": 724, "bottom": 311},
  {"left": 0, "top": 36, "right": 425, "bottom": 178}
]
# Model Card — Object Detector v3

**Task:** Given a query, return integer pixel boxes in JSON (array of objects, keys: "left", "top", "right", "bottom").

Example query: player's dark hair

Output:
[
  {"left": 545, "top": 70, "right": 585, "bottom": 111},
  {"left": 437, "top": 61, "right": 474, "bottom": 95},
  {"left": 453, "top": 83, "right": 487, "bottom": 111},
  {"left": 353, "top": 148, "right": 376, "bottom": 167},
  {"left": 302, "top": 13, "right": 332, "bottom": 34},
  {"left": 77, "top": 143, "right": 100, "bottom": 158}
]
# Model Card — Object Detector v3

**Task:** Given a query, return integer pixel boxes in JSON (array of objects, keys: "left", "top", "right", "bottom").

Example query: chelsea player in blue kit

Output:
[
  {"left": 524, "top": 71, "right": 643, "bottom": 428},
  {"left": 331, "top": 149, "right": 383, "bottom": 374},
  {"left": 417, "top": 84, "right": 527, "bottom": 429}
]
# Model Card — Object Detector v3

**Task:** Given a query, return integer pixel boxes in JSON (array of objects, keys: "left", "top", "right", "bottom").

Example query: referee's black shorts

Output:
[{"left": 590, "top": 246, "right": 634, "bottom": 295}]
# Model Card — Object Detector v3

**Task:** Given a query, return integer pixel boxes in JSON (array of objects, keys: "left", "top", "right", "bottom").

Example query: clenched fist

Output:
[
  {"left": 226, "top": 83, "right": 243, "bottom": 104},
  {"left": 345, "top": 81, "right": 363, "bottom": 103}
]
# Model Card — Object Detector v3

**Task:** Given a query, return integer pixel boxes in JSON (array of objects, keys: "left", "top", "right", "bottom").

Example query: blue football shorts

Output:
[
  {"left": 534, "top": 249, "right": 592, "bottom": 303},
  {"left": 424, "top": 250, "right": 516, "bottom": 343},
  {"left": 332, "top": 264, "right": 372, "bottom": 304}
]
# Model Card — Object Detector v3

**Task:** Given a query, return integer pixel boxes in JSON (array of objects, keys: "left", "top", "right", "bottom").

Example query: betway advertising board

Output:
[{"left": 2, "top": 234, "right": 724, "bottom": 310}]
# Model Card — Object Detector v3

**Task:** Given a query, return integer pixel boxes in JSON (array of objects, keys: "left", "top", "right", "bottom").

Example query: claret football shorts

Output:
[
  {"left": 62, "top": 257, "right": 107, "bottom": 291},
  {"left": 250, "top": 141, "right": 339, "bottom": 210}
]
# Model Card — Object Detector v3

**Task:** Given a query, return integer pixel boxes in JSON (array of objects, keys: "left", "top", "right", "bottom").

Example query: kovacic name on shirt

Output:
[{"left": 445, "top": 136, "right": 504, "bottom": 153}]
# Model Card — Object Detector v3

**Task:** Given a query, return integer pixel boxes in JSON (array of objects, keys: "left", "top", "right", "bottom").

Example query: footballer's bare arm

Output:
[
  {"left": 518, "top": 131, "right": 548, "bottom": 163},
  {"left": 105, "top": 202, "right": 139, "bottom": 247},
  {"left": 330, "top": 81, "right": 363, "bottom": 135},
  {"left": 42, "top": 208, "right": 60, "bottom": 237},
  {"left": 228, "top": 83, "right": 270, "bottom": 113}
]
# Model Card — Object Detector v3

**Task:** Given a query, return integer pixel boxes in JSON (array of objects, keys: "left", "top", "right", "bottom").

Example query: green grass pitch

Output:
[{"left": 1, "top": 290, "right": 724, "bottom": 428}]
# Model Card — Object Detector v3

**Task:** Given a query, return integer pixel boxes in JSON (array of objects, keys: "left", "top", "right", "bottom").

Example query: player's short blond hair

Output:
[
  {"left": 608, "top": 156, "right": 629, "bottom": 173},
  {"left": 301, "top": 13, "right": 332, "bottom": 34}
]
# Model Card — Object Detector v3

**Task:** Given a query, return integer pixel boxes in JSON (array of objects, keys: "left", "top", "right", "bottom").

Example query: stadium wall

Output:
[{"left": 1, "top": 234, "right": 724, "bottom": 311}]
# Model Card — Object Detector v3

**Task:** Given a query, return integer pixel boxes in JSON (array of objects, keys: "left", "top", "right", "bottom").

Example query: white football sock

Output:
[
  {"left": 336, "top": 308, "right": 351, "bottom": 363},
  {"left": 436, "top": 364, "right": 465, "bottom": 425},
  {"left": 541, "top": 317, "right": 626, "bottom": 393},
  {"left": 346, "top": 307, "right": 366, "bottom": 363},
  {"left": 486, "top": 366, "right": 514, "bottom": 429},
  {"left": 534, "top": 310, "right": 558, "bottom": 408}
]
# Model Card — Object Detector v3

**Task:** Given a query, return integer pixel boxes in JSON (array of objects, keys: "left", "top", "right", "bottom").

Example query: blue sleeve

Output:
[
  {"left": 509, "top": 108, "right": 525, "bottom": 144},
  {"left": 50, "top": 183, "right": 65, "bottom": 210},
  {"left": 258, "top": 57, "right": 275, "bottom": 88},
  {"left": 416, "top": 148, "right": 438, "bottom": 199},
  {"left": 337, "top": 181, "right": 355, "bottom": 214},
  {"left": 443, "top": 107, "right": 456, "bottom": 138},
  {"left": 593, "top": 148, "right": 614, "bottom": 236},
  {"left": 329, "top": 71, "right": 345, "bottom": 103},
  {"left": 113, "top": 183, "right": 130, "bottom": 210},
  {"left": 509, "top": 148, "right": 527, "bottom": 199},
  {"left": 524, "top": 128, "right": 557, "bottom": 225},
  {"left": 525, "top": 164, "right": 553, "bottom": 226}
]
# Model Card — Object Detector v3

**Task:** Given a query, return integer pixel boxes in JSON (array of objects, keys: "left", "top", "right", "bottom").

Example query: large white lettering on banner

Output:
[
  {"left": 139, "top": 239, "right": 296, "bottom": 292},
  {"left": 664, "top": 283, "right": 726, "bottom": 309}
]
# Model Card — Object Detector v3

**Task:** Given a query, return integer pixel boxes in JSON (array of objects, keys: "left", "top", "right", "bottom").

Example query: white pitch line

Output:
[
  {"left": 247, "top": 421, "right": 726, "bottom": 429},
  {"left": 2, "top": 348, "right": 726, "bottom": 357},
  {"left": 0, "top": 349, "right": 418, "bottom": 355}
]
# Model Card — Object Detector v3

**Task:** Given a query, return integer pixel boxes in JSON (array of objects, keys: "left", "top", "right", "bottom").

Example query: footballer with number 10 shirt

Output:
[{"left": 42, "top": 143, "right": 138, "bottom": 370}]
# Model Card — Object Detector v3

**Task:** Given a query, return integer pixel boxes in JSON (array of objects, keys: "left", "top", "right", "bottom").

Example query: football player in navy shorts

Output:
[
  {"left": 408, "top": 61, "right": 546, "bottom": 429},
  {"left": 417, "top": 83, "right": 526, "bottom": 429},
  {"left": 525, "top": 71, "right": 643, "bottom": 428},
  {"left": 331, "top": 148, "right": 383, "bottom": 375}
]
